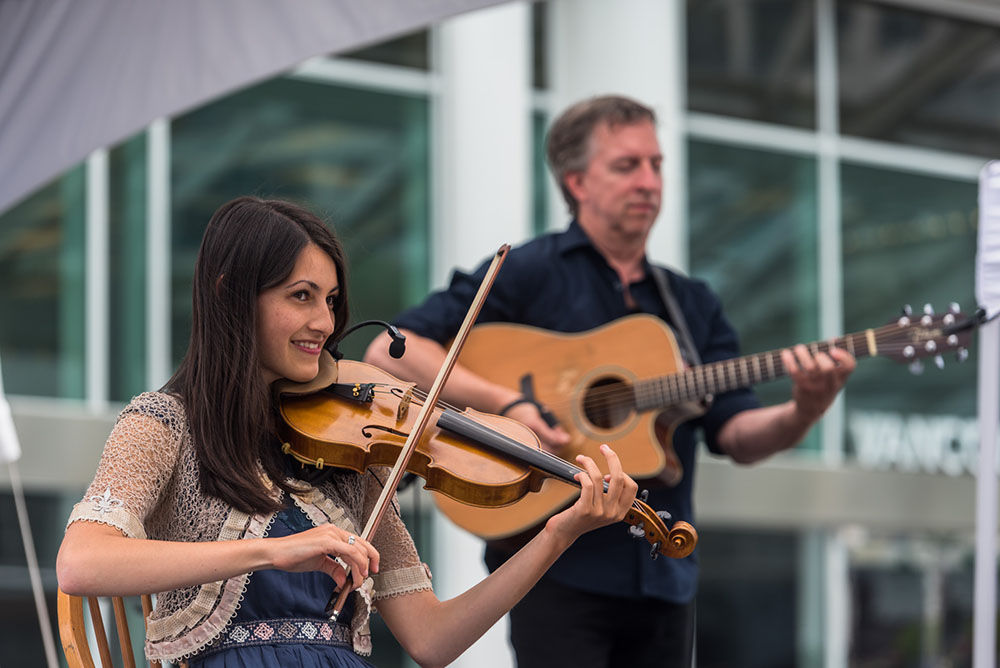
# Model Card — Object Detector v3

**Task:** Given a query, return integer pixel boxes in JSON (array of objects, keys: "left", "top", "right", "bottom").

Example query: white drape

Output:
[
  {"left": 973, "top": 161, "right": 1000, "bottom": 668},
  {"left": 0, "top": 0, "right": 508, "bottom": 214}
]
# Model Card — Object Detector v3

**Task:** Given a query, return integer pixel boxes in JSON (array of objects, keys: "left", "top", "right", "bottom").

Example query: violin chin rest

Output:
[{"left": 273, "top": 350, "right": 340, "bottom": 397}]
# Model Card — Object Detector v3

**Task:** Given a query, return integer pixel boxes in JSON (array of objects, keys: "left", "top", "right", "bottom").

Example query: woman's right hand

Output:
[{"left": 267, "top": 524, "right": 380, "bottom": 592}]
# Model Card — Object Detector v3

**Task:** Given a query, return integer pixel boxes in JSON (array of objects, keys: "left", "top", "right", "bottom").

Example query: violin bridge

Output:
[{"left": 397, "top": 386, "right": 413, "bottom": 422}]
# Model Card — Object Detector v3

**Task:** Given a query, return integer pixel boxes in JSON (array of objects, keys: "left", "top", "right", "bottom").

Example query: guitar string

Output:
[
  {"left": 388, "top": 320, "right": 961, "bottom": 462},
  {"left": 403, "top": 322, "right": 961, "bottom": 418},
  {"left": 453, "top": 319, "right": 965, "bottom": 417}
]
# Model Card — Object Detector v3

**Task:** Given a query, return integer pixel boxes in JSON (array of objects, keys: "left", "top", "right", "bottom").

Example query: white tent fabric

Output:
[
  {"left": 0, "top": 360, "right": 20, "bottom": 463},
  {"left": 0, "top": 0, "right": 507, "bottom": 215},
  {"left": 974, "top": 162, "right": 1000, "bottom": 668}
]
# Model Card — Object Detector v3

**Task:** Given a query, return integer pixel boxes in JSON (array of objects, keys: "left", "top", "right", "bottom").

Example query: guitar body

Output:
[
  {"left": 431, "top": 314, "right": 705, "bottom": 540},
  {"left": 430, "top": 306, "right": 980, "bottom": 540}
]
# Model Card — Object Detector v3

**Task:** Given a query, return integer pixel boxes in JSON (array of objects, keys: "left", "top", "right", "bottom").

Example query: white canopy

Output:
[{"left": 0, "top": 0, "right": 507, "bottom": 214}]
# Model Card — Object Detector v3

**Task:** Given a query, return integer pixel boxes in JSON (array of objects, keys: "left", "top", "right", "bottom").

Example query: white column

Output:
[
  {"left": 825, "top": 531, "right": 850, "bottom": 668},
  {"left": 430, "top": 4, "right": 532, "bottom": 667},
  {"left": 549, "top": 0, "right": 686, "bottom": 270},
  {"left": 816, "top": 4, "right": 849, "bottom": 667},
  {"left": 973, "top": 161, "right": 1000, "bottom": 668},
  {"left": 432, "top": 1, "right": 532, "bottom": 288},
  {"left": 85, "top": 149, "right": 109, "bottom": 409},
  {"left": 147, "top": 118, "right": 172, "bottom": 390},
  {"left": 816, "top": 0, "right": 846, "bottom": 469}
]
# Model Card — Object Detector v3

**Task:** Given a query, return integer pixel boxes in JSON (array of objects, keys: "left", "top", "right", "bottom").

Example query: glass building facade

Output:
[{"left": 0, "top": 1, "right": 995, "bottom": 666}]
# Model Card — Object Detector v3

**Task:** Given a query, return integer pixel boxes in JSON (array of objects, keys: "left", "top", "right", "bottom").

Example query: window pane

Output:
[
  {"left": 838, "top": 1, "right": 1000, "bottom": 157},
  {"left": 340, "top": 30, "right": 430, "bottom": 70},
  {"left": 840, "top": 164, "right": 977, "bottom": 471},
  {"left": 688, "top": 140, "right": 819, "bottom": 447},
  {"left": 0, "top": 170, "right": 86, "bottom": 398},
  {"left": 697, "top": 528, "right": 798, "bottom": 666},
  {"left": 171, "top": 78, "right": 430, "bottom": 366},
  {"left": 0, "top": 490, "right": 79, "bottom": 667},
  {"left": 109, "top": 133, "right": 148, "bottom": 401},
  {"left": 687, "top": 0, "right": 816, "bottom": 128},
  {"left": 846, "top": 533, "right": 977, "bottom": 666}
]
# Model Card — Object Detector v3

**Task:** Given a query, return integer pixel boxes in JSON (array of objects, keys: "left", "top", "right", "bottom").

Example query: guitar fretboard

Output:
[{"left": 633, "top": 331, "right": 877, "bottom": 411}]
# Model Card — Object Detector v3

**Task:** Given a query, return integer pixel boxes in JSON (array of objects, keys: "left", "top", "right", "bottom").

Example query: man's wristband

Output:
[
  {"left": 497, "top": 396, "right": 561, "bottom": 429},
  {"left": 499, "top": 397, "right": 534, "bottom": 416}
]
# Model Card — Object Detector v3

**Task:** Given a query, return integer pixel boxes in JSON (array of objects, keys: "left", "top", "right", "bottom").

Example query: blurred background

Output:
[{"left": 0, "top": 0, "right": 995, "bottom": 665}]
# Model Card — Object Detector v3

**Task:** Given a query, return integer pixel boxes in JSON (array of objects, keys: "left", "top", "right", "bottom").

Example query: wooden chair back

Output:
[{"left": 57, "top": 588, "right": 162, "bottom": 668}]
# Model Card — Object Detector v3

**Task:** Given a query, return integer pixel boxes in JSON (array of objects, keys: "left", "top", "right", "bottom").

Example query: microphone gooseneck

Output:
[{"left": 325, "top": 320, "right": 407, "bottom": 361}]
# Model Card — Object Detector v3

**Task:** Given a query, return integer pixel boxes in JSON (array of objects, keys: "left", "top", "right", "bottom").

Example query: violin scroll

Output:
[{"left": 624, "top": 499, "right": 697, "bottom": 560}]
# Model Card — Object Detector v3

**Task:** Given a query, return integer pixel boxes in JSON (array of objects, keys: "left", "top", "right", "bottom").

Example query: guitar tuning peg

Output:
[
  {"left": 649, "top": 542, "right": 661, "bottom": 561},
  {"left": 923, "top": 304, "right": 935, "bottom": 315},
  {"left": 957, "top": 347, "right": 969, "bottom": 363},
  {"left": 909, "top": 360, "right": 924, "bottom": 375},
  {"left": 639, "top": 489, "right": 649, "bottom": 503},
  {"left": 949, "top": 302, "right": 961, "bottom": 314},
  {"left": 629, "top": 524, "right": 646, "bottom": 539},
  {"left": 934, "top": 355, "right": 944, "bottom": 370},
  {"left": 656, "top": 510, "right": 672, "bottom": 522},
  {"left": 902, "top": 304, "right": 913, "bottom": 316}
]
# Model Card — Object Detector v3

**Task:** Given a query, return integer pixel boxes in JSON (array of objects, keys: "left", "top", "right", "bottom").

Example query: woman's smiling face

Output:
[{"left": 256, "top": 243, "right": 340, "bottom": 385}]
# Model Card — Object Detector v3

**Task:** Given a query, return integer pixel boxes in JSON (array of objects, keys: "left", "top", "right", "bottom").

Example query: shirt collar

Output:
[
  {"left": 554, "top": 219, "right": 594, "bottom": 255},
  {"left": 556, "top": 219, "right": 654, "bottom": 277}
]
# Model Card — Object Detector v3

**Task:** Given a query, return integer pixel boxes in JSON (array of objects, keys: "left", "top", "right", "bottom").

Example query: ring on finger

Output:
[{"left": 347, "top": 535, "right": 356, "bottom": 546}]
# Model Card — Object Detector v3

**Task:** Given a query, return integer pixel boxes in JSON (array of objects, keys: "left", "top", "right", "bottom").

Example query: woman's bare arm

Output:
[{"left": 56, "top": 520, "right": 378, "bottom": 597}]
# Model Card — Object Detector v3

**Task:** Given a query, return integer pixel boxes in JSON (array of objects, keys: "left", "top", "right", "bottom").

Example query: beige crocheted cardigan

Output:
[{"left": 66, "top": 392, "right": 432, "bottom": 662}]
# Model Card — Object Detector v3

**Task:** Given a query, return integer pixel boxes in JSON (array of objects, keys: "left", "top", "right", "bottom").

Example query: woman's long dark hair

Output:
[{"left": 164, "top": 196, "right": 350, "bottom": 514}]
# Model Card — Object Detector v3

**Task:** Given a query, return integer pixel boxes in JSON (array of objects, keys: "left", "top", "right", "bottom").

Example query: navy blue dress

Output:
[{"left": 189, "top": 505, "right": 374, "bottom": 667}]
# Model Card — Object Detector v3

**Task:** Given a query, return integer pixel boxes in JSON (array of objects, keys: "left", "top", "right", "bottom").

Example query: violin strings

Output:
[{"left": 383, "top": 385, "right": 687, "bottom": 530}]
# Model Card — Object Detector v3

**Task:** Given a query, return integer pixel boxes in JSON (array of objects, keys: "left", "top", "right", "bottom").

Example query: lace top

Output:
[{"left": 66, "top": 392, "right": 432, "bottom": 662}]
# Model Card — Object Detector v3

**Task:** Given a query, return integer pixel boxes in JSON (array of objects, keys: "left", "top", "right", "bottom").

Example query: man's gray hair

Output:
[{"left": 545, "top": 95, "right": 656, "bottom": 217}]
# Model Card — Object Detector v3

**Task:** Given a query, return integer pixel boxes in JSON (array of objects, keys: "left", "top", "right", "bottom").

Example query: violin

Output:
[{"left": 277, "top": 359, "right": 698, "bottom": 561}]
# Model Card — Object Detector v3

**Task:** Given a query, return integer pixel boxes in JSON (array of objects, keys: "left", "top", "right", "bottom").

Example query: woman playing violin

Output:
[{"left": 56, "top": 196, "right": 638, "bottom": 668}]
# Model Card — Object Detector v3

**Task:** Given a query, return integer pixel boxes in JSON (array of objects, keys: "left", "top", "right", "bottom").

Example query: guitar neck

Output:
[{"left": 635, "top": 330, "right": 880, "bottom": 411}]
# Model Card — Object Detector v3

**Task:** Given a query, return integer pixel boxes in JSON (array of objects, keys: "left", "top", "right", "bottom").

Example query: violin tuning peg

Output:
[
  {"left": 639, "top": 489, "right": 649, "bottom": 503},
  {"left": 909, "top": 360, "right": 924, "bottom": 375},
  {"left": 957, "top": 347, "right": 969, "bottom": 363},
  {"left": 934, "top": 355, "right": 944, "bottom": 370},
  {"left": 656, "top": 510, "right": 672, "bottom": 522},
  {"left": 923, "top": 304, "right": 935, "bottom": 316},
  {"left": 949, "top": 302, "right": 961, "bottom": 314},
  {"left": 629, "top": 524, "right": 646, "bottom": 539},
  {"left": 649, "top": 542, "right": 661, "bottom": 561},
  {"left": 902, "top": 304, "right": 913, "bottom": 316}
]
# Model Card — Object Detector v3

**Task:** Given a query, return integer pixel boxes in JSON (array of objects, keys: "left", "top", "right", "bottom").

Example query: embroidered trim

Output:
[
  {"left": 372, "top": 564, "right": 433, "bottom": 600},
  {"left": 66, "top": 504, "right": 148, "bottom": 540},
  {"left": 89, "top": 488, "right": 124, "bottom": 514},
  {"left": 195, "top": 618, "right": 352, "bottom": 658},
  {"left": 293, "top": 487, "right": 375, "bottom": 657},
  {"left": 145, "top": 506, "right": 262, "bottom": 661}
]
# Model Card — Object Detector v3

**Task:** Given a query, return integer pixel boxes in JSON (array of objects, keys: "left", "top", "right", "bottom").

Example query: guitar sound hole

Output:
[{"left": 582, "top": 377, "right": 633, "bottom": 430}]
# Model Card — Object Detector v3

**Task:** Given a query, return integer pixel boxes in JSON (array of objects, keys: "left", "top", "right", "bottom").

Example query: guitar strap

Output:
[{"left": 651, "top": 265, "right": 702, "bottom": 366}]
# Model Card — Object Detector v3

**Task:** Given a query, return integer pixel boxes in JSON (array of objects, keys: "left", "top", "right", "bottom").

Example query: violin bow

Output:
[{"left": 326, "top": 244, "right": 510, "bottom": 621}]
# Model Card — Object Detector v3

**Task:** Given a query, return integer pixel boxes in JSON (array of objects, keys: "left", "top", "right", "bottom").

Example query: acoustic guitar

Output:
[{"left": 431, "top": 306, "right": 980, "bottom": 540}]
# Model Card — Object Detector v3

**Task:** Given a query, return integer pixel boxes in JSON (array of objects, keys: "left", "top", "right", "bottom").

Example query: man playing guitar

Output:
[{"left": 366, "top": 95, "right": 854, "bottom": 668}]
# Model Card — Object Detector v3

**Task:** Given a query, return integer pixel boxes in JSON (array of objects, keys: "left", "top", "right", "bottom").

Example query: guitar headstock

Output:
[
  {"left": 879, "top": 304, "right": 982, "bottom": 372},
  {"left": 624, "top": 498, "right": 697, "bottom": 560}
]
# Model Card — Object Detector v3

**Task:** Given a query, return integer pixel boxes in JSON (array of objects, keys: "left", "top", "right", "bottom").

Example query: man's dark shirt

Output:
[{"left": 392, "top": 221, "right": 760, "bottom": 603}]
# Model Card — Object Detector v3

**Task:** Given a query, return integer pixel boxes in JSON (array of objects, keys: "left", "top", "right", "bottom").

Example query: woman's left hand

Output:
[{"left": 543, "top": 444, "right": 638, "bottom": 547}]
